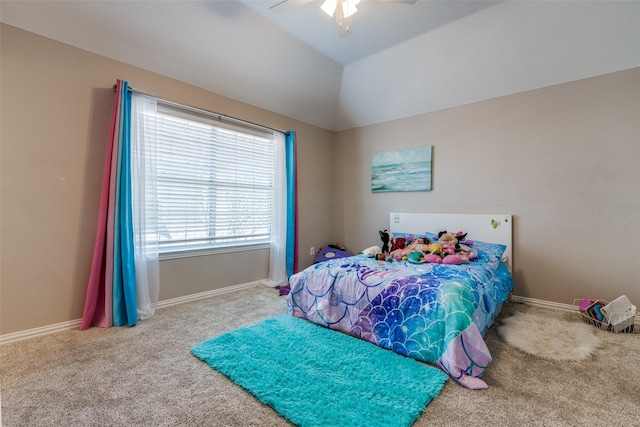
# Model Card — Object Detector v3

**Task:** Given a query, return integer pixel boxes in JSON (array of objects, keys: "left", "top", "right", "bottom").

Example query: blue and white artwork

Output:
[{"left": 372, "top": 146, "right": 432, "bottom": 193}]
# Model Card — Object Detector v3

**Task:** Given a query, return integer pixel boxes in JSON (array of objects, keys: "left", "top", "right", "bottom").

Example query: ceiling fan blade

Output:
[{"left": 269, "top": 0, "right": 314, "bottom": 13}]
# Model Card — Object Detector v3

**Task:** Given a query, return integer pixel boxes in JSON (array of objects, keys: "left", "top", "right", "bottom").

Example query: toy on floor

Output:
[{"left": 314, "top": 244, "right": 352, "bottom": 263}]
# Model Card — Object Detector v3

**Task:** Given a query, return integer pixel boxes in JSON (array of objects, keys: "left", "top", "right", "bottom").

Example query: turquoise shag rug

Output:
[{"left": 191, "top": 314, "right": 448, "bottom": 427}]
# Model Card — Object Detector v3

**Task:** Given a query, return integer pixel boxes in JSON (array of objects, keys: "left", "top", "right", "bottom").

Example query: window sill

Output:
[{"left": 159, "top": 243, "right": 270, "bottom": 261}]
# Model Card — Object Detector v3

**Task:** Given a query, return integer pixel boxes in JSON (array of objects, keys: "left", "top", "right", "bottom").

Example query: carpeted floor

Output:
[{"left": 1, "top": 286, "right": 639, "bottom": 426}]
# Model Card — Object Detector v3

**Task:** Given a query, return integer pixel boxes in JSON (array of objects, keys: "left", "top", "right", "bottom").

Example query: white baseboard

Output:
[
  {"left": 509, "top": 295, "right": 577, "bottom": 313},
  {"left": 0, "top": 318, "right": 84, "bottom": 345},
  {"left": 0, "top": 281, "right": 264, "bottom": 345},
  {"left": 155, "top": 281, "right": 262, "bottom": 309},
  {"left": 2, "top": 290, "right": 633, "bottom": 344}
]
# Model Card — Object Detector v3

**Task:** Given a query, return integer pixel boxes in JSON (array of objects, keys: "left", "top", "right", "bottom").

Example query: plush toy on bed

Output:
[
  {"left": 389, "top": 237, "right": 431, "bottom": 261},
  {"left": 438, "top": 231, "right": 473, "bottom": 251},
  {"left": 436, "top": 231, "right": 476, "bottom": 264},
  {"left": 423, "top": 253, "right": 441, "bottom": 263},
  {"left": 427, "top": 242, "right": 442, "bottom": 255},
  {"left": 362, "top": 245, "right": 382, "bottom": 257},
  {"left": 406, "top": 251, "right": 425, "bottom": 264},
  {"left": 379, "top": 230, "right": 393, "bottom": 255},
  {"left": 390, "top": 236, "right": 406, "bottom": 252},
  {"left": 399, "top": 237, "right": 430, "bottom": 254},
  {"left": 389, "top": 247, "right": 413, "bottom": 261}
]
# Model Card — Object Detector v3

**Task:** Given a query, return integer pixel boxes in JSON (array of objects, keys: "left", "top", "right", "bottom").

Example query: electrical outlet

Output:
[
  {"left": 393, "top": 215, "right": 400, "bottom": 224},
  {"left": 310, "top": 247, "right": 315, "bottom": 256}
]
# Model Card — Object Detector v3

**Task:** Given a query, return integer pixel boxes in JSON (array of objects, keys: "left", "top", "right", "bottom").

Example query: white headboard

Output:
[{"left": 389, "top": 212, "right": 513, "bottom": 271}]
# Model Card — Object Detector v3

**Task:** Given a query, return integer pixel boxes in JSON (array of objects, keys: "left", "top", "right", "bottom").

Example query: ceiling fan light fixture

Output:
[
  {"left": 342, "top": 0, "right": 360, "bottom": 18},
  {"left": 322, "top": 0, "right": 360, "bottom": 34},
  {"left": 321, "top": 0, "right": 337, "bottom": 16}
]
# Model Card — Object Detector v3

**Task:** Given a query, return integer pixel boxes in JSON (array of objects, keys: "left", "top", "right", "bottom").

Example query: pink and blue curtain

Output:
[
  {"left": 82, "top": 80, "right": 138, "bottom": 329},
  {"left": 83, "top": 80, "right": 296, "bottom": 328}
]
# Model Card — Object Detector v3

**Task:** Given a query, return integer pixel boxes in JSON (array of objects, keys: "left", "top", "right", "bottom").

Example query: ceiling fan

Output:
[{"left": 269, "top": 0, "right": 417, "bottom": 37}]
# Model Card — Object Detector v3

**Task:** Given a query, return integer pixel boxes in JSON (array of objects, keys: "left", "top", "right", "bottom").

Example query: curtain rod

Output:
[{"left": 112, "top": 84, "right": 286, "bottom": 135}]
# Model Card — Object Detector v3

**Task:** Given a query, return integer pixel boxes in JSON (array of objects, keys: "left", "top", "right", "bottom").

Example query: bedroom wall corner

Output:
[
  {"left": 332, "top": 67, "right": 640, "bottom": 307},
  {"left": 0, "top": 24, "right": 334, "bottom": 335}
]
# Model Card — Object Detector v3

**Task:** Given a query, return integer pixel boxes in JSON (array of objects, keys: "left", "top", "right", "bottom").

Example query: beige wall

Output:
[
  {"left": 0, "top": 24, "right": 334, "bottom": 335},
  {"left": 333, "top": 67, "right": 640, "bottom": 306},
  {"left": 2, "top": 22, "right": 639, "bottom": 336}
]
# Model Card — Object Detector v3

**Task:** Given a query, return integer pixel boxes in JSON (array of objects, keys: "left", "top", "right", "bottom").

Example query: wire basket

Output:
[{"left": 573, "top": 298, "right": 638, "bottom": 333}]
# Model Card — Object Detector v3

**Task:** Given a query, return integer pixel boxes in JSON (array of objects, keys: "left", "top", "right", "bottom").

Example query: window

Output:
[{"left": 153, "top": 103, "right": 275, "bottom": 255}]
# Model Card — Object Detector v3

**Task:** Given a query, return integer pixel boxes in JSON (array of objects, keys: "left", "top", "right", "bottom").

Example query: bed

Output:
[{"left": 287, "top": 212, "right": 514, "bottom": 389}]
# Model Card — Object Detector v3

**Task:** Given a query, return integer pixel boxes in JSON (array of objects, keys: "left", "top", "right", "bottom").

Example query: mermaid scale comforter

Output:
[{"left": 287, "top": 254, "right": 513, "bottom": 389}]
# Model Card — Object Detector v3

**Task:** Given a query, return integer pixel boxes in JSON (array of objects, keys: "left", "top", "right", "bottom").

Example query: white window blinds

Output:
[{"left": 154, "top": 103, "right": 275, "bottom": 254}]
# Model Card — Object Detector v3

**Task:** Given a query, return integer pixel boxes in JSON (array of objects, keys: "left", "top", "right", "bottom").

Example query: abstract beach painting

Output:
[{"left": 372, "top": 146, "right": 432, "bottom": 192}]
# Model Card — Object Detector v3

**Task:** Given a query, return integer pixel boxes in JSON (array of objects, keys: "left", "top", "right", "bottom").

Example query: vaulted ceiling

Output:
[{"left": 2, "top": 1, "right": 639, "bottom": 131}]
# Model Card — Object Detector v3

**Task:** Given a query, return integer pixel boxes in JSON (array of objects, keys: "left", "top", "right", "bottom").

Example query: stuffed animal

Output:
[
  {"left": 406, "top": 237, "right": 430, "bottom": 253},
  {"left": 442, "top": 254, "right": 462, "bottom": 265},
  {"left": 314, "top": 244, "right": 352, "bottom": 263},
  {"left": 438, "top": 231, "right": 459, "bottom": 246},
  {"left": 424, "top": 253, "right": 442, "bottom": 264},
  {"left": 456, "top": 250, "right": 475, "bottom": 263},
  {"left": 427, "top": 242, "right": 443, "bottom": 255},
  {"left": 434, "top": 231, "right": 479, "bottom": 264},
  {"left": 362, "top": 246, "right": 382, "bottom": 257},
  {"left": 406, "top": 251, "right": 425, "bottom": 264},
  {"left": 379, "top": 230, "right": 392, "bottom": 254},
  {"left": 390, "top": 247, "right": 413, "bottom": 260},
  {"left": 389, "top": 237, "right": 430, "bottom": 260},
  {"left": 442, "top": 244, "right": 456, "bottom": 256},
  {"left": 438, "top": 231, "right": 468, "bottom": 252},
  {"left": 390, "top": 237, "right": 406, "bottom": 252}
]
